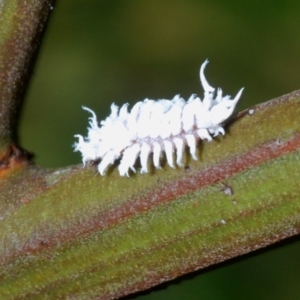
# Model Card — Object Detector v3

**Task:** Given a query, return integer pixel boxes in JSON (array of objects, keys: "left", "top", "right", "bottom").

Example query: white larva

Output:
[{"left": 74, "top": 60, "right": 244, "bottom": 176}]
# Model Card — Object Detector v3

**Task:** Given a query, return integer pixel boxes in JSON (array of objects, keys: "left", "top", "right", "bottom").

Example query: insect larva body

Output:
[{"left": 74, "top": 60, "right": 244, "bottom": 176}]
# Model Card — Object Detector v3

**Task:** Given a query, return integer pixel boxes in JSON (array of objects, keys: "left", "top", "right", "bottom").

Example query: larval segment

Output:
[{"left": 74, "top": 60, "right": 244, "bottom": 176}]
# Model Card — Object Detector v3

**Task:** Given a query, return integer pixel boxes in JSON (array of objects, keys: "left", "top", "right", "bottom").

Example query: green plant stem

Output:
[
  {"left": 0, "top": 0, "right": 56, "bottom": 154},
  {"left": 0, "top": 90, "right": 299, "bottom": 299}
]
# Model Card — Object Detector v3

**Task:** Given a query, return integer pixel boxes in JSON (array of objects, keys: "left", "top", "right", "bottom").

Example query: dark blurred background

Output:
[{"left": 20, "top": 1, "right": 300, "bottom": 299}]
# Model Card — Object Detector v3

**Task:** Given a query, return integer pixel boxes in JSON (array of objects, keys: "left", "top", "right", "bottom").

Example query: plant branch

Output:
[
  {"left": 0, "top": 90, "right": 299, "bottom": 299},
  {"left": 0, "top": 0, "right": 56, "bottom": 155}
]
